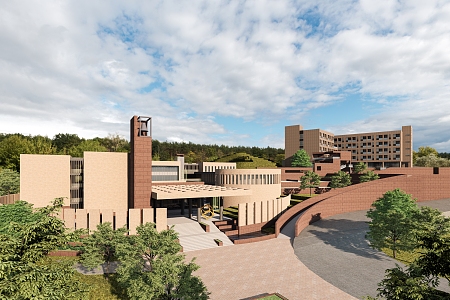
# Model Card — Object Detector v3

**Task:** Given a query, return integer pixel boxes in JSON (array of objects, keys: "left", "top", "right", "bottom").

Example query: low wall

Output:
[
  {"left": 0, "top": 193, "right": 20, "bottom": 205},
  {"left": 287, "top": 173, "right": 450, "bottom": 237},
  {"left": 238, "top": 195, "right": 290, "bottom": 227},
  {"left": 60, "top": 207, "right": 168, "bottom": 234}
]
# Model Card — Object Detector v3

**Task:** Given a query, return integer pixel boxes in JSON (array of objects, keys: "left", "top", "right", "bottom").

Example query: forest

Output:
[{"left": 0, "top": 133, "right": 285, "bottom": 172}]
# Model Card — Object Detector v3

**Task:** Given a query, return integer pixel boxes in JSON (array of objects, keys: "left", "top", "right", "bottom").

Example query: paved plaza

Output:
[
  {"left": 186, "top": 199, "right": 450, "bottom": 299},
  {"left": 184, "top": 238, "right": 355, "bottom": 300}
]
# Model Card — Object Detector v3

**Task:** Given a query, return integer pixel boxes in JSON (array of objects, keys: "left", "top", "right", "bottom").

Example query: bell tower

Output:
[{"left": 129, "top": 116, "right": 152, "bottom": 208}]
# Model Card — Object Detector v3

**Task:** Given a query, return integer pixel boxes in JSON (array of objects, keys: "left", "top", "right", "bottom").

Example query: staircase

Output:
[
  {"left": 169, "top": 217, "right": 234, "bottom": 252},
  {"left": 214, "top": 219, "right": 238, "bottom": 237}
]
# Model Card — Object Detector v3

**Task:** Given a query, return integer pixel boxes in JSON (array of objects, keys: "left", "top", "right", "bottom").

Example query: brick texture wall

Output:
[
  {"left": 129, "top": 116, "right": 152, "bottom": 209},
  {"left": 275, "top": 170, "right": 450, "bottom": 237}
]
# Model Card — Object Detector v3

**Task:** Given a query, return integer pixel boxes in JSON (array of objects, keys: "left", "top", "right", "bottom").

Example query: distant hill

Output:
[{"left": 215, "top": 152, "right": 277, "bottom": 169}]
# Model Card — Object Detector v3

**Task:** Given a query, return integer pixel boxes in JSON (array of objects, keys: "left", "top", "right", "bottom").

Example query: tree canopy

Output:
[
  {"left": 353, "top": 162, "right": 367, "bottom": 174},
  {"left": 300, "top": 171, "right": 321, "bottom": 196},
  {"left": 413, "top": 146, "right": 439, "bottom": 165},
  {"left": 370, "top": 203, "right": 450, "bottom": 299},
  {"left": 0, "top": 168, "right": 20, "bottom": 196},
  {"left": 291, "top": 149, "right": 312, "bottom": 167},
  {"left": 360, "top": 170, "right": 380, "bottom": 183},
  {"left": 0, "top": 198, "right": 89, "bottom": 299},
  {"left": 82, "top": 222, "right": 209, "bottom": 300},
  {"left": 329, "top": 171, "right": 351, "bottom": 188},
  {"left": 366, "top": 189, "right": 419, "bottom": 258}
]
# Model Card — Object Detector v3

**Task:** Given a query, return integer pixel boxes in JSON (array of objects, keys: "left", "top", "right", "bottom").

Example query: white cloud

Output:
[{"left": 1, "top": 0, "right": 450, "bottom": 149}]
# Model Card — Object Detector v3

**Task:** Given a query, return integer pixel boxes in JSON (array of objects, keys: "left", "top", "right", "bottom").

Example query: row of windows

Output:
[
  {"left": 335, "top": 133, "right": 401, "bottom": 142},
  {"left": 152, "top": 166, "right": 179, "bottom": 182},
  {"left": 219, "top": 174, "right": 280, "bottom": 185},
  {"left": 203, "top": 165, "right": 235, "bottom": 172}
]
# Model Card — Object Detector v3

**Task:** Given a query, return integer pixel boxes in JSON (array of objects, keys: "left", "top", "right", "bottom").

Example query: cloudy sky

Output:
[{"left": 1, "top": 1, "right": 450, "bottom": 150}]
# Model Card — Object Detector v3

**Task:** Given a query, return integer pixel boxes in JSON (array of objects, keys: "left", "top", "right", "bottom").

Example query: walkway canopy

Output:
[{"left": 151, "top": 184, "right": 252, "bottom": 200}]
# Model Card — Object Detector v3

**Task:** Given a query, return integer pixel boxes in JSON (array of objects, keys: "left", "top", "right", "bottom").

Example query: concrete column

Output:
[
  {"left": 181, "top": 199, "right": 185, "bottom": 215},
  {"left": 219, "top": 197, "right": 223, "bottom": 221},
  {"left": 188, "top": 199, "right": 192, "bottom": 219},
  {"left": 197, "top": 198, "right": 202, "bottom": 222}
]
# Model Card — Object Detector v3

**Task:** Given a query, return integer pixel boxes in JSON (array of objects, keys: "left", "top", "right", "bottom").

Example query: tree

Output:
[
  {"left": 300, "top": 171, "right": 321, "bottom": 196},
  {"left": 329, "top": 171, "right": 351, "bottom": 188},
  {"left": 52, "top": 133, "right": 82, "bottom": 153},
  {"left": 0, "top": 135, "right": 34, "bottom": 171},
  {"left": 360, "top": 170, "right": 380, "bottom": 183},
  {"left": 115, "top": 223, "right": 209, "bottom": 300},
  {"left": 0, "top": 198, "right": 89, "bottom": 299},
  {"left": 373, "top": 207, "right": 450, "bottom": 299},
  {"left": 0, "top": 200, "right": 41, "bottom": 234},
  {"left": 376, "top": 264, "right": 446, "bottom": 300},
  {"left": 413, "top": 206, "right": 450, "bottom": 283},
  {"left": 67, "top": 140, "right": 108, "bottom": 157},
  {"left": 366, "top": 189, "right": 419, "bottom": 258},
  {"left": 0, "top": 169, "right": 20, "bottom": 196},
  {"left": 291, "top": 149, "right": 312, "bottom": 167},
  {"left": 413, "top": 146, "right": 439, "bottom": 164},
  {"left": 94, "top": 133, "right": 130, "bottom": 152},
  {"left": 31, "top": 135, "right": 57, "bottom": 155},
  {"left": 80, "top": 222, "right": 128, "bottom": 278},
  {"left": 414, "top": 154, "right": 450, "bottom": 167},
  {"left": 353, "top": 162, "right": 367, "bottom": 174}
]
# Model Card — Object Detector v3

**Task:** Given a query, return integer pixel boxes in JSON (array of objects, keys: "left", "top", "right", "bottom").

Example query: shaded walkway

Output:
[
  {"left": 293, "top": 198, "right": 450, "bottom": 299},
  {"left": 185, "top": 238, "right": 356, "bottom": 300}
]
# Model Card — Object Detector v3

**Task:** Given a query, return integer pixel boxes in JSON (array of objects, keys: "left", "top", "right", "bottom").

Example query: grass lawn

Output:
[
  {"left": 47, "top": 256, "right": 122, "bottom": 300},
  {"left": 381, "top": 247, "right": 423, "bottom": 264}
]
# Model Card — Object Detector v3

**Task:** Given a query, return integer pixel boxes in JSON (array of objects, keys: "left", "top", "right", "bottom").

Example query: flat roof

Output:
[{"left": 151, "top": 184, "right": 252, "bottom": 200}]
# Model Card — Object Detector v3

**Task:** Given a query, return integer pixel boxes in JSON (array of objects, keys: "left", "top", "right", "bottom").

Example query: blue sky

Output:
[{"left": 1, "top": 1, "right": 450, "bottom": 151}]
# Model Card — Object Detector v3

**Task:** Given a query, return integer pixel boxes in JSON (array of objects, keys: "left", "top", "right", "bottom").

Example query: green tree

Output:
[
  {"left": 52, "top": 133, "right": 82, "bottom": 153},
  {"left": 0, "top": 135, "right": 34, "bottom": 171},
  {"left": 413, "top": 206, "right": 450, "bottom": 283},
  {"left": 413, "top": 146, "right": 439, "bottom": 164},
  {"left": 0, "top": 198, "right": 89, "bottom": 299},
  {"left": 414, "top": 154, "right": 450, "bottom": 167},
  {"left": 360, "top": 170, "right": 380, "bottom": 183},
  {"left": 366, "top": 189, "right": 419, "bottom": 258},
  {"left": 94, "top": 133, "right": 130, "bottom": 152},
  {"left": 376, "top": 264, "right": 446, "bottom": 300},
  {"left": 0, "top": 200, "right": 41, "bottom": 234},
  {"left": 115, "top": 223, "right": 209, "bottom": 300},
  {"left": 329, "top": 171, "right": 351, "bottom": 188},
  {"left": 291, "top": 149, "right": 312, "bottom": 167},
  {"left": 31, "top": 135, "right": 57, "bottom": 154},
  {"left": 80, "top": 222, "right": 128, "bottom": 278},
  {"left": 274, "top": 153, "right": 285, "bottom": 167},
  {"left": 300, "top": 171, "right": 321, "bottom": 196},
  {"left": 68, "top": 140, "right": 108, "bottom": 157},
  {"left": 370, "top": 206, "right": 450, "bottom": 299},
  {"left": 353, "top": 162, "right": 367, "bottom": 174},
  {"left": 0, "top": 169, "right": 20, "bottom": 196}
]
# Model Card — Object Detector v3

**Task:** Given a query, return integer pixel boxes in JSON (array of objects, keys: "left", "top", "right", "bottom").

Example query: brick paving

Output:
[{"left": 184, "top": 238, "right": 356, "bottom": 300}]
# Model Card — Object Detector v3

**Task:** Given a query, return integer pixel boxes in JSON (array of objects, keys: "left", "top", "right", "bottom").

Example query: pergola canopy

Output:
[{"left": 151, "top": 184, "right": 252, "bottom": 200}]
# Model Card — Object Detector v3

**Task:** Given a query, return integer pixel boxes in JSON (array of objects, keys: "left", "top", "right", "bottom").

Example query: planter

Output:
[
  {"left": 214, "top": 239, "right": 223, "bottom": 246},
  {"left": 199, "top": 222, "right": 210, "bottom": 232}
]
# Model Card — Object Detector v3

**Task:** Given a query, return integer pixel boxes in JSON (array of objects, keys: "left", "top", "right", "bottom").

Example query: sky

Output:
[{"left": 1, "top": 1, "right": 450, "bottom": 151}]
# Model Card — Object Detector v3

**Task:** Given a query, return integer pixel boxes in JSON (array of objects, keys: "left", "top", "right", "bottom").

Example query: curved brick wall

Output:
[{"left": 275, "top": 170, "right": 450, "bottom": 238}]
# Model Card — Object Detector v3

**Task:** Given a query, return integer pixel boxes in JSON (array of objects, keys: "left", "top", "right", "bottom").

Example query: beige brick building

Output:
[
  {"left": 285, "top": 125, "right": 335, "bottom": 166},
  {"left": 285, "top": 125, "right": 413, "bottom": 168}
]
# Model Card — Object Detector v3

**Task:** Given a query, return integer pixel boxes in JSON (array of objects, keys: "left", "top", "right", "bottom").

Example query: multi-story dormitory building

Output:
[{"left": 285, "top": 124, "right": 413, "bottom": 168}]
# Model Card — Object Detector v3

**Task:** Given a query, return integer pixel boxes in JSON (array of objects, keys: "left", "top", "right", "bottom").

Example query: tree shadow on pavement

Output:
[{"left": 297, "top": 218, "right": 391, "bottom": 261}]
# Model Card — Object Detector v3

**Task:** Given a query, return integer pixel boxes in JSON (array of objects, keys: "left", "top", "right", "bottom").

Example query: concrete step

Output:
[
  {"left": 217, "top": 224, "right": 234, "bottom": 230},
  {"left": 224, "top": 229, "right": 239, "bottom": 236}
]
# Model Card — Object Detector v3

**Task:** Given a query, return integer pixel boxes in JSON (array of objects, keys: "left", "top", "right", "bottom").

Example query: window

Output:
[{"left": 317, "top": 166, "right": 322, "bottom": 171}]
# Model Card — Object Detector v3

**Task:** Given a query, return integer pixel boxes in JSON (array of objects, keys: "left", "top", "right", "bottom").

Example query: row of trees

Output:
[
  {"left": 0, "top": 199, "right": 209, "bottom": 299},
  {"left": 0, "top": 132, "right": 284, "bottom": 171},
  {"left": 366, "top": 189, "right": 450, "bottom": 299}
]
